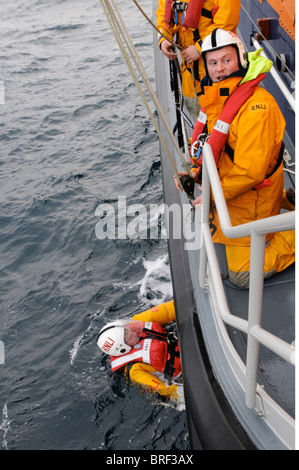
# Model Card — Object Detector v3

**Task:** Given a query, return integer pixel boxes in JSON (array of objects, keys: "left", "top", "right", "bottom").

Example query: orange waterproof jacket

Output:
[
  {"left": 156, "top": 0, "right": 240, "bottom": 96},
  {"left": 200, "top": 62, "right": 285, "bottom": 246}
]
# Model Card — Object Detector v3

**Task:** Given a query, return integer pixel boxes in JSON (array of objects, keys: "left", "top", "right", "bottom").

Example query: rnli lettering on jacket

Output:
[{"left": 110, "top": 322, "right": 181, "bottom": 378}]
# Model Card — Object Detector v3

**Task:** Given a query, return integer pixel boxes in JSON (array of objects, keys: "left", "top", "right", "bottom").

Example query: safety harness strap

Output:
[
  {"left": 142, "top": 328, "right": 168, "bottom": 341},
  {"left": 165, "top": 0, "right": 214, "bottom": 28},
  {"left": 164, "top": 342, "right": 180, "bottom": 381},
  {"left": 124, "top": 328, "right": 180, "bottom": 381},
  {"left": 225, "top": 140, "right": 285, "bottom": 181},
  {"left": 137, "top": 328, "right": 180, "bottom": 381}
]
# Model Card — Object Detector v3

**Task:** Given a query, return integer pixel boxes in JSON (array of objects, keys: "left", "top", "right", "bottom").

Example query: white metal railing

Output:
[
  {"left": 199, "top": 143, "right": 295, "bottom": 410},
  {"left": 251, "top": 38, "right": 296, "bottom": 113}
]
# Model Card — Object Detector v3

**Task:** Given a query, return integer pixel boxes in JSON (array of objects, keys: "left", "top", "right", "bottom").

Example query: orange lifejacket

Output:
[
  {"left": 183, "top": 0, "right": 205, "bottom": 29},
  {"left": 192, "top": 74, "right": 264, "bottom": 161},
  {"left": 164, "top": 0, "right": 174, "bottom": 27},
  {"left": 190, "top": 74, "right": 278, "bottom": 189},
  {"left": 165, "top": 0, "right": 219, "bottom": 29},
  {"left": 110, "top": 321, "right": 181, "bottom": 380}
]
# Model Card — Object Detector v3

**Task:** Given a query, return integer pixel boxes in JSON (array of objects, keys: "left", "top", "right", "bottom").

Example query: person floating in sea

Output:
[
  {"left": 97, "top": 300, "right": 184, "bottom": 402},
  {"left": 175, "top": 28, "right": 295, "bottom": 288},
  {"left": 156, "top": 0, "right": 241, "bottom": 121}
]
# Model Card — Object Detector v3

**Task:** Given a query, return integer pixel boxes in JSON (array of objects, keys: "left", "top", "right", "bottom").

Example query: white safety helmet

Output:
[
  {"left": 201, "top": 28, "right": 247, "bottom": 77},
  {"left": 97, "top": 319, "right": 143, "bottom": 357}
]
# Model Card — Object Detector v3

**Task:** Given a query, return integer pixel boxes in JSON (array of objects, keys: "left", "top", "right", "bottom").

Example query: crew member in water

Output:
[
  {"left": 97, "top": 300, "right": 184, "bottom": 402},
  {"left": 175, "top": 28, "right": 295, "bottom": 288},
  {"left": 156, "top": 0, "right": 241, "bottom": 121}
]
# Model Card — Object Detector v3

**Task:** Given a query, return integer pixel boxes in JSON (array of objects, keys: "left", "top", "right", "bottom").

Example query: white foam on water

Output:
[
  {"left": 0, "top": 403, "right": 11, "bottom": 450},
  {"left": 136, "top": 255, "right": 173, "bottom": 306},
  {"left": 70, "top": 319, "right": 99, "bottom": 366},
  {"left": 70, "top": 332, "right": 84, "bottom": 365}
]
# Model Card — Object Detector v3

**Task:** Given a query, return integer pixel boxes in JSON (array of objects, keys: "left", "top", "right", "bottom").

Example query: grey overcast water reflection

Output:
[{"left": 0, "top": 0, "right": 189, "bottom": 450}]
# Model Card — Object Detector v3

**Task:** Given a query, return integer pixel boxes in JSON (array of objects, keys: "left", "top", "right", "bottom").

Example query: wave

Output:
[
  {"left": 136, "top": 255, "right": 173, "bottom": 306},
  {"left": 0, "top": 404, "right": 11, "bottom": 450}
]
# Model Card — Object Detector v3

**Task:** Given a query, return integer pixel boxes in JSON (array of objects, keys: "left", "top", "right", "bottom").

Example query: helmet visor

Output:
[{"left": 124, "top": 320, "right": 143, "bottom": 347}]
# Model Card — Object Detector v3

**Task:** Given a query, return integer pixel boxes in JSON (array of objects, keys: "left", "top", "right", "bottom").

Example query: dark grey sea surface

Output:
[{"left": 0, "top": 0, "right": 189, "bottom": 450}]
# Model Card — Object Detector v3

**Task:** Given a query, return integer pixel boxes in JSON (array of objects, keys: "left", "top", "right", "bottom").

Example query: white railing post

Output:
[
  {"left": 199, "top": 143, "right": 295, "bottom": 413},
  {"left": 245, "top": 232, "right": 266, "bottom": 409},
  {"left": 199, "top": 156, "right": 210, "bottom": 288},
  {"left": 251, "top": 38, "right": 296, "bottom": 113}
]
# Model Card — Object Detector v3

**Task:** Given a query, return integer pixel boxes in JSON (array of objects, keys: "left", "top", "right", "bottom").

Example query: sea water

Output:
[{"left": 0, "top": 0, "right": 189, "bottom": 450}]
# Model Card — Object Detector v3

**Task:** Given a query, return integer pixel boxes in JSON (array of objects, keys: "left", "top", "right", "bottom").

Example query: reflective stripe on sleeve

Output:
[
  {"left": 197, "top": 110, "right": 207, "bottom": 124},
  {"left": 214, "top": 119, "right": 230, "bottom": 134}
]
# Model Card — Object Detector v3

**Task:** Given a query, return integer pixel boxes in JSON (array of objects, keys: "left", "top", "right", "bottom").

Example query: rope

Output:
[
  {"left": 99, "top": 0, "right": 191, "bottom": 185},
  {"left": 132, "top": 0, "right": 183, "bottom": 51}
]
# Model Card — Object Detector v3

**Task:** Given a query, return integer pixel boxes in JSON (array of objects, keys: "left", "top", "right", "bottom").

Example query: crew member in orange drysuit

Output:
[
  {"left": 97, "top": 300, "right": 184, "bottom": 401},
  {"left": 156, "top": 0, "right": 241, "bottom": 120},
  {"left": 176, "top": 29, "right": 295, "bottom": 288}
]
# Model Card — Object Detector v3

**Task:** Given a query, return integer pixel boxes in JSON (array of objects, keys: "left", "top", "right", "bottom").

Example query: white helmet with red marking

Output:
[
  {"left": 97, "top": 320, "right": 143, "bottom": 356},
  {"left": 201, "top": 28, "right": 247, "bottom": 74}
]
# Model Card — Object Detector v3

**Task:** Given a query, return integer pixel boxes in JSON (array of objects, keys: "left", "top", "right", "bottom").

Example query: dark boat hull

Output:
[
  {"left": 153, "top": 0, "right": 295, "bottom": 450},
  {"left": 154, "top": 42, "right": 256, "bottom": 451}
]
